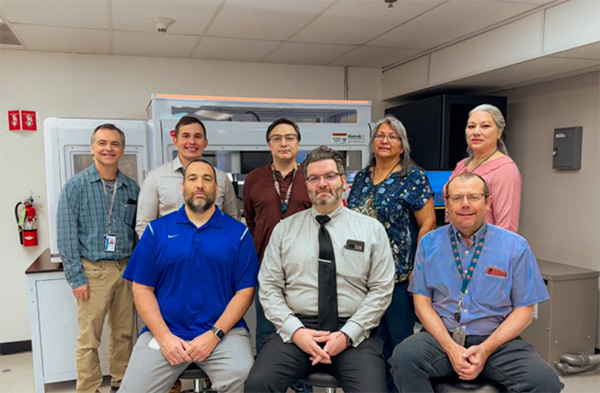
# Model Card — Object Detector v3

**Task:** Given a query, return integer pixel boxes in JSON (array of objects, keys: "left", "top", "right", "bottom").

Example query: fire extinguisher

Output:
[{"left": 15, "top": 198, "right": 38, "bottom": 247}]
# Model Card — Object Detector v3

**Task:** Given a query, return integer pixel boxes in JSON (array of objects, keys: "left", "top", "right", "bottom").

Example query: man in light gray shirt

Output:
[
  {"left": 245, "top": 146, "right": 394, "bottom": 393},
  {"left": 136, "top": 116, "right": 239, "bottom": 237}
]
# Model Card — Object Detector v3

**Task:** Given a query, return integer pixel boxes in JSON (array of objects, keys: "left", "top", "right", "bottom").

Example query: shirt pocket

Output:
[
  {"left": 338, "top": 248, "right": 368, "bottom": 280},
  {"left": 473, "top": 267, "right": 512, "bottom": 308},
  {"left": 120, "top": 202, "right": 137, "bottom": 228}
]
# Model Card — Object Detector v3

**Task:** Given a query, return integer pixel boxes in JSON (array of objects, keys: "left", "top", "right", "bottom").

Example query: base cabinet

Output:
[
  {"left": 27, "top": 251, "right": 139, "bottom": 393},
  {"left": 522, "top": 260, "right": 599, "bottom": 365}
]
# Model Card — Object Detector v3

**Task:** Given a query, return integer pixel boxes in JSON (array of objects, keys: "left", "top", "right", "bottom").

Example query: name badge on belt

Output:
[{"left": 104, "top": 234, "right": 117, "bottom": 252}]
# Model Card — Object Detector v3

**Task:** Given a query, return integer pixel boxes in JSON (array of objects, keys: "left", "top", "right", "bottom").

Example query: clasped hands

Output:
[
  {"left": 448, "top": 342, "right": 491, "bottom": 381},
  {"left": 158, "top": 331, "right": 220, "bottom": 366},
  {"left": 292, "top": 328, "right": 349, "bottom": 366}
]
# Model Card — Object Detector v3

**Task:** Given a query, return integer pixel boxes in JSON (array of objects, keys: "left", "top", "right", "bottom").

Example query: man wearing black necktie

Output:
[{"left": 245, "top": 146, "right": 395, "bottom": 393}]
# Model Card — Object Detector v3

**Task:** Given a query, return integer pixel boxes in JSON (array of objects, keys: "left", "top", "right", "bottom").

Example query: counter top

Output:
[
  {"left": 26, "top": 249, "right": 63, "bottom": 274},
  {"left": 537, "top": 259, "right": 599, "bottom": 281}
]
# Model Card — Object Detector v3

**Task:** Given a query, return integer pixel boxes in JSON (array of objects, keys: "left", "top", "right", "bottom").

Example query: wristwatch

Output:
[{"left": 211, "top": 327, "right": 225, "bottom": 341}]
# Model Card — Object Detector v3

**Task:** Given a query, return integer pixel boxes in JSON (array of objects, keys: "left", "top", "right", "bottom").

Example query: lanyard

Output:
[
  {"left": 101, "top": 178, "right": 118, "bottom": 234},
  {"left": 450, "top": 227, "right": 487, "bottom": 295},
  {"left": 450, "top": 227, "right": 486, "bottom": 325},
  {"left": 271, "top": 162, "right": 297, "bottom": 215}
]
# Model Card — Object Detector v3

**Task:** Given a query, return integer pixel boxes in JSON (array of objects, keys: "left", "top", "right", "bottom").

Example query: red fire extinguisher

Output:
[{"left": 15, "top": 198, "right": 38, "bottom": 247}]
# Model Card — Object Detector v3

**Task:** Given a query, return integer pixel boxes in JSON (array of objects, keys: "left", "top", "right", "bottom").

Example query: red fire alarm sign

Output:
[
  {"left": 8, "top": 110, "right": 37, "bottom": 131},
  {"left": 8, "top": 111, "right": 21, "bottom": 131},
  {"left": 21, "top": 111, "right": 37, "bottom": 131}
]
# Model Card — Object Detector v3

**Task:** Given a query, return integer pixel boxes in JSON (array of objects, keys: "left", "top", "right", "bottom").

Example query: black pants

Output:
[{"left": 245, "top": 332, "right": 387, "bottom": 393}]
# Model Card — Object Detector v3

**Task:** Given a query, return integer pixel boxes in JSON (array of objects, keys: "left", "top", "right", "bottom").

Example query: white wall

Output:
[
  {"left": 501, "top": 71, "right": 600, "bottom": 345},
  {"left": 0, "top": 49, "right": 384, "bottom": 344}
]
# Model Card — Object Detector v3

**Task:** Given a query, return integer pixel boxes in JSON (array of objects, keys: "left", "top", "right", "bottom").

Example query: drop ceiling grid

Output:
[
  {"left": 11, "top": 24, "right": 110, "bottom": 54},
  {"left": 111, "top": 0, "right": 223, "bottom": 35},
  {"left": 0, "top": 0, "right": 108, "bottom": 29},
  {"left": 369, "top": 0, "right": 540, "bottom": 49},
  {"left": 289, "top": 0, "right": 444, "bottom": 46}
]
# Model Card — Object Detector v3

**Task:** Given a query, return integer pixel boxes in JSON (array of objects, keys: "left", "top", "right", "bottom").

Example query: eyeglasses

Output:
[
  {"left": 268, "top": 134, "right": 298, "bottom": 143},
  {"left": 373, "top": 133, "right": 400, "bottom": 143},
  {"left": 306, "top": 172, "right": 342, "bottom": 184},
  {"left": 445, "top": 193, "right": 488, "bottom": 204}
]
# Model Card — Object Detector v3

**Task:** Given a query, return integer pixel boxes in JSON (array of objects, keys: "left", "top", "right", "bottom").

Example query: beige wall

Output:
[
  {"left": 0, "top": 49, "right": 384, "bottom": 343},
  {"left": 501, "top": 71, "right": 600, "bottom": 345}
]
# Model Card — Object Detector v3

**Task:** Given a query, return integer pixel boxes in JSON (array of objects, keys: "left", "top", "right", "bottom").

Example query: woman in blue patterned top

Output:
[{"left": 347, "top": 116, "right": 436, "bottom": 391}]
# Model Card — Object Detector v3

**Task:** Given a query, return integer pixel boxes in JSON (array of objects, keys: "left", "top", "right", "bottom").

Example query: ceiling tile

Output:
[
  {"left": 113, "top": 31, "right": 198, "bottom": 58},
  {"left": 192, "top": 36, "right": 281, "bottom": 62},
  {"left": 1, "top": 0, "right": 108, "bottom": 29},
  {"left": 329, "top": 46, "right": 422, "bottom": 68},
  {"left": 292, "top": 0, "right": 443, "bottom": 45},
  {"left": 207, "top": 0, "right": 334, "bottom": 41},
  {"left": 112, "top": 0, "right": 223, "bottom": 35},
  {"left": 369, "top": 0, "right": 539, "bottom": 49},
  {"left": 264, "top": 42, "right": 355, "bottom": 65},
  {"left": 11, "top": 24, "right": 109, "bottom": 53}
]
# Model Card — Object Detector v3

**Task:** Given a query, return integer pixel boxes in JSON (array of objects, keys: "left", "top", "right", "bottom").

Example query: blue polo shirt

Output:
[
  {"left": 124, "top": 205, "right": 259, "bottom": 340},
  {"left": 410, "top": 223, "right": 549, "bottom": 336}
]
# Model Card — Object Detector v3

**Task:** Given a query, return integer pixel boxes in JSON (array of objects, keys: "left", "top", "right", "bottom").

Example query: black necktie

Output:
[{"left": 316, "top": 215, "right": 338, "bottom": 331}]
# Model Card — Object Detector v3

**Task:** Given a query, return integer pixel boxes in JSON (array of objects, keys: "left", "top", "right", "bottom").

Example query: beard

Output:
[
  {"left": 185, "top": 193, "right": 215, "bottom": 213},
  {"left": 311, "top": 185, "right": 344, "bottom": 207}
]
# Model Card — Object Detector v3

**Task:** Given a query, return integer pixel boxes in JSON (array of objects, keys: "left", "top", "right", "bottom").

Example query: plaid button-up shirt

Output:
[{"left": 57, "top": 163, "right": 140, "bottom": 288}]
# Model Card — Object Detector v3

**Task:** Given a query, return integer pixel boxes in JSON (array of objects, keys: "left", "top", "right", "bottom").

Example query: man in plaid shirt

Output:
[{"left": 57, "top": 123, "right": 140, "bottom": 393}]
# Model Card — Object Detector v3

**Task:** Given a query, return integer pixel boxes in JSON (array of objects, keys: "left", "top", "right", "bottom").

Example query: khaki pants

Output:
[{"left": 76, "top": 258, "right": 134, "bottom": 393}]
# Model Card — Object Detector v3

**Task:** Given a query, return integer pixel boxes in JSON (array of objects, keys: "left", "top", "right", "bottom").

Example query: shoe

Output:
[{"left": 291, "top": 382, "right": 313, "bottom": 393}]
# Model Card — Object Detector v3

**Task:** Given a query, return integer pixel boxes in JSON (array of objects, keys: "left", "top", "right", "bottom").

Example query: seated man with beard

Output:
[
  {"left": 245, "top": 146, "right": 394, "bottom": 393},
  {"left": 118, "top": 159, "right": 259, "bottom": 393}
]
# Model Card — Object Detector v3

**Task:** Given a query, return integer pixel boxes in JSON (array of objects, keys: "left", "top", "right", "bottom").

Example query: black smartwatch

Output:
[{"left": 211, "top": 327, "right": 225, "bottom": 341}]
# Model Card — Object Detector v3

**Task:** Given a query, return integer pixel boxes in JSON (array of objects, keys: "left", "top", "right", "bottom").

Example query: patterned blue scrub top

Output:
[{"left": 347, "top": 166, "right": 433, "bottom": 279}]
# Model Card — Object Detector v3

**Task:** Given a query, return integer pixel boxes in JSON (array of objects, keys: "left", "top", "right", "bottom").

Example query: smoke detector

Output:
[
  {"left": 151, "top": 17, "right": 175, "bottom": 33},
  {"left": 384, "top": 0, "right": 397, "bottom": 8}
]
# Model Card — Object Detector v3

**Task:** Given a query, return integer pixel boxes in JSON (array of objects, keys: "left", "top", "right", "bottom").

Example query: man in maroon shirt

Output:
[{"left": 243, "top": 118, "right": 312, "bottom": 353}]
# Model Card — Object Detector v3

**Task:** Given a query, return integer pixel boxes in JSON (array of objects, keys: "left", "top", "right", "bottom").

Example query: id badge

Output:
[
  {"left": 104, "top": 234, "right": 117, "bottom": 252},
  {"left": 452, "top": 327, "right": 466, "bottom": 347}
]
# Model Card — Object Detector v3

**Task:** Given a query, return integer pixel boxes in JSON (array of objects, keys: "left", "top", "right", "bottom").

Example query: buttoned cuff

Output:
[
  {"left": 68, "top": 274, "right": 88, "bottom": 289},
  {"left": 340, "top": 320, "right": 367, "bottom": 347},
  {"left": 278, "top": 315, "right": 305, "bottom": 343}
]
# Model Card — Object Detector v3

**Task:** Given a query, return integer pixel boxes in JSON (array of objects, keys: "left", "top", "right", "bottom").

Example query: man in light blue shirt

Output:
[{"left": 390, "top": 172, "right": 563, "bottom": 393}]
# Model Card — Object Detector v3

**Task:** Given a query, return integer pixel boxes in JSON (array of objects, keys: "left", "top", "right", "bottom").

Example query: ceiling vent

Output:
[{"left": 0, "top": 20, "right": 22, "bottom": 45}]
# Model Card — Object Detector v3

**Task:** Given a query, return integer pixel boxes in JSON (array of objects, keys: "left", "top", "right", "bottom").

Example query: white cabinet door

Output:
[{"left": 36, "top": 276, "right": 111, "bottom": 382}]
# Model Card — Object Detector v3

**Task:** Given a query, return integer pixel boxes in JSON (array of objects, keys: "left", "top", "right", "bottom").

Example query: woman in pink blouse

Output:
[{"left": 448, "top": 104, "right": 522, "bottom": 232}]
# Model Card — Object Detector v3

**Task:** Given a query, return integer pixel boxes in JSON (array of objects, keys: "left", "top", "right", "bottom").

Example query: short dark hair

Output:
[
  {"left": 175, "top": 116, "right": 207, "bottom": 138},
  {"left": 302, "top": 145, "right": 346, "bottom": 177},
  {"left": 91, "top": 123, "right": 126, "bottom": 147},
  {"left": 266, "top": 118, "right": 301, "bottom": 142},
  {"left": 445, "top": 172, "right": 489, "bottom": 198},
  {"left": 183, "top": 158, "right": 217, "bottom": 180}
]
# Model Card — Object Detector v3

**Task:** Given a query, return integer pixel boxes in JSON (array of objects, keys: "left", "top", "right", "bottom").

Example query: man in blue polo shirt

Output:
[
  {"left": 118, "top": 159, "right": 259, "bottom": 393},
  {"left": 389, "top": 172, "right": 563, "bottom": 393}
]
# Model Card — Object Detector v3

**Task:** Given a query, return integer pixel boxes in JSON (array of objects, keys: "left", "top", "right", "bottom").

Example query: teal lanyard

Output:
[{"left": 450, "top": 227, "right": 487, "bottom": 295}]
